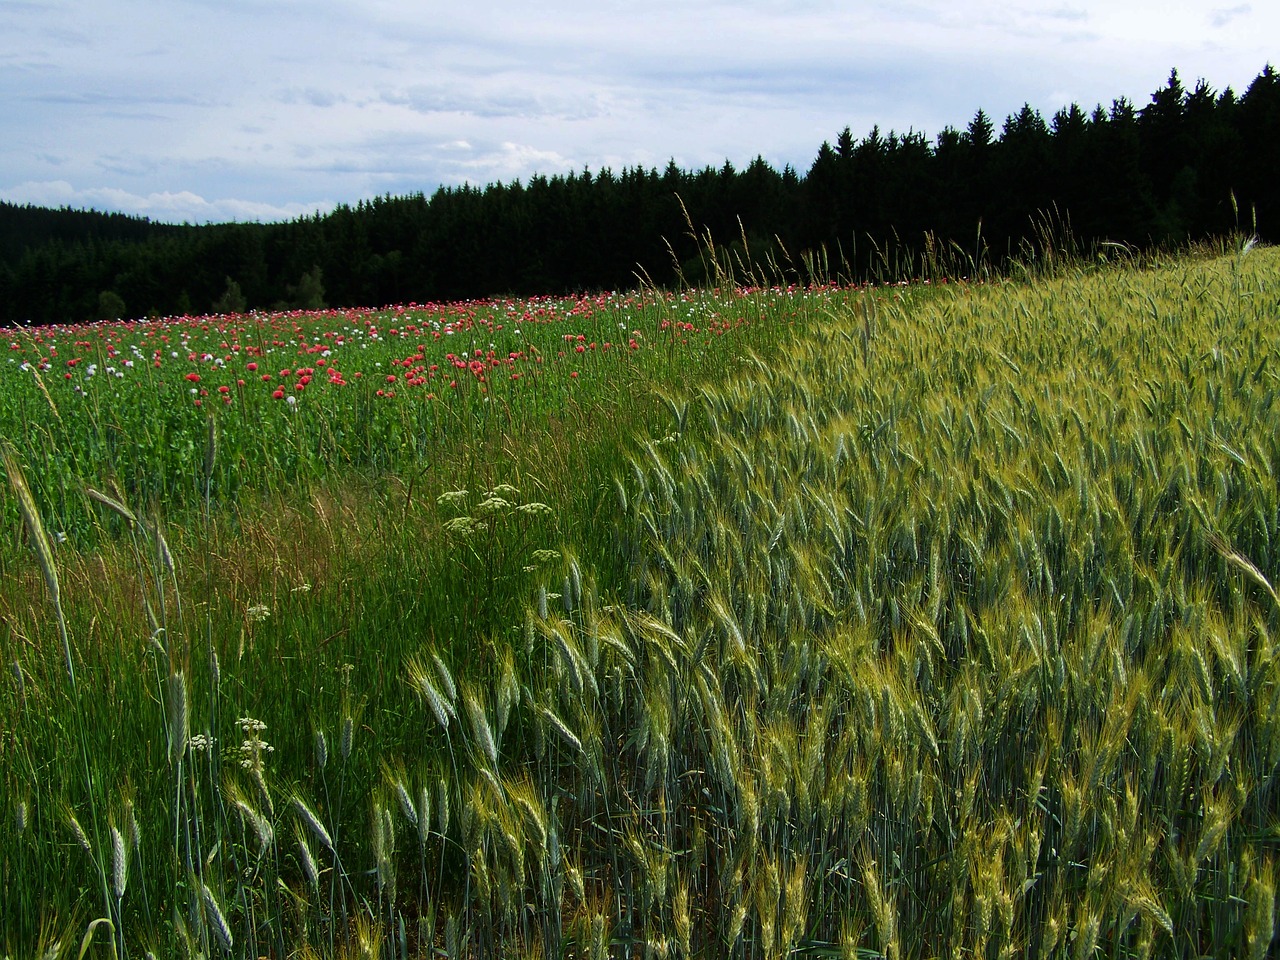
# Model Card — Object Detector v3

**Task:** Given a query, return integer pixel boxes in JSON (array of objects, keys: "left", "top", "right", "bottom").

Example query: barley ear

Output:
[
  {"left": 168, "top": 671, "right": 189, "bottom": 765},
  {"left": 201, "top": 882, "right": 234, "bottom": 953},
  {"left": 65, "top": 807, "right": 93, "bottom": 855},
  {"left": 408, "top": 656, "right": 453, "bottom": 731},
  {"left": 2, "top": 441, "right": 59, "bottom": 605},
  {"left": 1209, "top": 532, "right": 1280, "bottom": 609},
  {"left": 26, "top": 364, "right": 62, "bottom": 422},
  {"left": 151, "top": 514, "right": 175, "bottom": 580},
  {"left": 313, "top": 728, "right": 328, "bottom": 770},
  {"left": 382, "top": 762, "right": 418, "bottom": 826},
  {"left": 110, "top": 824, "right": 129, "bottom": 900},
  {"left": 293, "top": 796, "right": 334, "bottom": 851},
  {"left": 431, "top": 651, "right": 458, "bottom": 702},
  {"left": 125, "top": 798, "right": 140, "bottom": 852},
  {"left": 86, "top": 487, "right": 140, "bottom": 527},
  {"left": 463, "top": 687, "right": 499, "bottom": 768},
  {"left": 296, "top": 824, "right": 321, "bottom": 890},
  {"left": 340, "top": 715, "right": 354, "bottom": 762}
]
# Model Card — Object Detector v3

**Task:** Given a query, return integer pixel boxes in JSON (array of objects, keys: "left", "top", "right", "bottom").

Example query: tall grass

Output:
[{"left": 3, "top": 246, "right": 1280, "bottom": 958}]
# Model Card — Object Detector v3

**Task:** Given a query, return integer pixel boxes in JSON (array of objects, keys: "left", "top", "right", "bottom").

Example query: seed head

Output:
[
  {"left": 340, "top": 716, "right": 354, "bottom": 762},
  {"left": 2, "top": 442, "right": 59, "bottom": 605},
  {"left": 168, "top": 671, "right": 189, "bottom": 765},
  {"left": 201, "top": 883, "right": 233, "bottom": 953},
  {"left": 86, "top": 487, "right": 140, "bottom": 527},
  {"left": 314, "top": 729, "right": 328, "bottom": 770},
  {"left": 292, "top": 796, "right": 333, "bottom": 850},
  {"left": 297, "top": 829, "right": 320, "bottom": 889},
  {"left": 66, "top": 810, "right": 92, "bottom": 854},
  {"left": 125, "top": 798, "right": 141, "bottom": 852},
  {"left": 111, "top": 825, "right": 129, "bottom": 900}
]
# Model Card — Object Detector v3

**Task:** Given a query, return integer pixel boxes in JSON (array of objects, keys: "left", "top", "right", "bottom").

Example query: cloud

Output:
[
  {"left": 1210, "top": 4, "right": 1251, "bottom": 28},
  {"left": 453, "top": 142, "right": 578, "bottom": 181},
  {"left": 0, "top": 180, "right": 333, "bottom": 224},
  {"left": 383, "top": 84, "right": 604, "bottom": 122},
  {"left": 278, "top": 88, "right": 349, "bottom": 108},
  {"left": 95, "top": 155, "right": 161, "bottom": 179},
  {"left": 23, "top": 91, "right": 214, "bottom": 108}
]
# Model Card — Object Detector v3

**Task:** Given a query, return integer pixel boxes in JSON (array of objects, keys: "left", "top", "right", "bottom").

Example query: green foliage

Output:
[
  {"left": 286, "top": 265, "right": 325, "bottom": 311},
  {"left": 212, "top": 277, "right": 247, "bottom": 315},
  {"left": 97, "top": 290, "right": 126, "bottom": 321}
]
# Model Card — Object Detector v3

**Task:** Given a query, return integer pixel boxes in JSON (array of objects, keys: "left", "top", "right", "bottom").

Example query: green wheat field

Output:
[{"left": 2, "top": 245, "right": 1279, "bottom": 959}]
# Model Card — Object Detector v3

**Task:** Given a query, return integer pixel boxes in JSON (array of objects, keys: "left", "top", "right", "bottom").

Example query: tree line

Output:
[{"left": 1, "top": 66, "right": 1276, "bottom": 325}]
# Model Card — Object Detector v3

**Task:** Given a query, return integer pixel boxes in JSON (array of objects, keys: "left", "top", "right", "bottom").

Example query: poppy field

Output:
[
  {"left": 0, "top": 285, "right": 829, "bottom": 537},
  {"left": 3, "top": 247, "right": 1280, "bottom": 959}
]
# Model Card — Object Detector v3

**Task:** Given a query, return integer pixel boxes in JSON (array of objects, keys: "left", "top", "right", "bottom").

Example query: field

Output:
[{"left": 2, "top": 246, "right": 1279, "bottom": 959}]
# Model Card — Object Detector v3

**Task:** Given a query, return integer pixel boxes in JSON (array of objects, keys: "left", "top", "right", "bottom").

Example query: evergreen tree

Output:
[
  {"left": 1237, "top": 64, "right": 1280, "bottom": 232},
  {"left": 98, "top": 290, "right": 126, "bottom": 321},
  {"left": 212, "top": 277, "right": 247, "bottom": 314},
  {"left": 288, "top": 266, "right": 326, "bottom": 310}
]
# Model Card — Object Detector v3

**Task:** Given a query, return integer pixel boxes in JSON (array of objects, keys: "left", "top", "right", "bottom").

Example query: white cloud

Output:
[
  {"left": 0, "top": 180, "right": 332, "bottom": 223},
  {"left": 1210, "top": 4, "right": 1251, "bottom": 28},
  {"left": 455, "top": 142, "right": 578, "bottom": 181}
]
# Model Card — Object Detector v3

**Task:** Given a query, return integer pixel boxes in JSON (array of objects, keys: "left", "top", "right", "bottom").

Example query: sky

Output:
[{"left": 1, "top": 1, "right": 1274, "bottom": 224}]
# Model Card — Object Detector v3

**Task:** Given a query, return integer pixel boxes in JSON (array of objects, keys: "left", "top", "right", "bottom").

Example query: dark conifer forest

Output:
[{"left": 2, "top": 67, "right": 1277, "bottom": 325}]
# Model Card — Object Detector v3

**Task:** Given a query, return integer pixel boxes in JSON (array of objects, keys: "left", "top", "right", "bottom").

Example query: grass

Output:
[{"left": 2, "top": 243, "right": 1279, "bottom": 958}]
